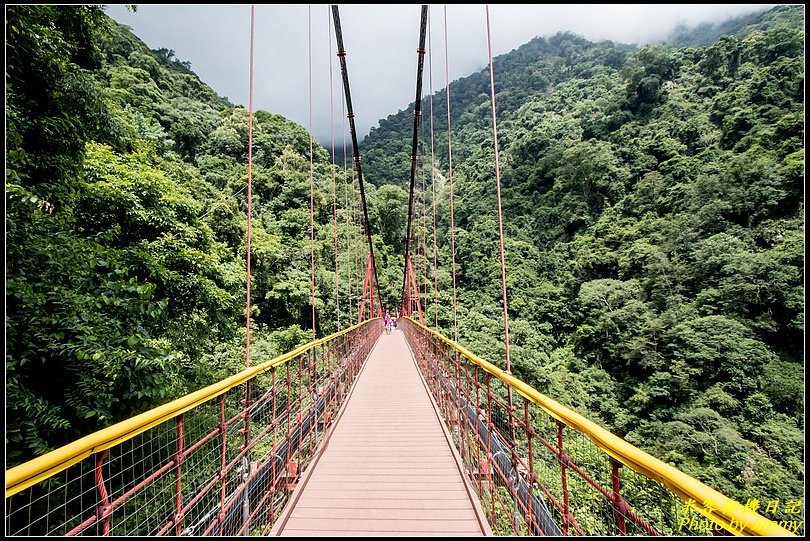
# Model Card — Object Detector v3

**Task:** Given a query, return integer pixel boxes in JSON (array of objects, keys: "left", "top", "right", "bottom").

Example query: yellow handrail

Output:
[
  {"left": 406, "top": 318, "right": 793, "bottom": 537},
  {"left": 5, "top": 319, "right": 380, "bottom": 498}
]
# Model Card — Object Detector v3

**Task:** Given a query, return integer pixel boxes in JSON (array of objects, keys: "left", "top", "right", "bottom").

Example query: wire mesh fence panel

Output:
[{"left": 5, "top": 320, "right": 383, "bottom": 536}]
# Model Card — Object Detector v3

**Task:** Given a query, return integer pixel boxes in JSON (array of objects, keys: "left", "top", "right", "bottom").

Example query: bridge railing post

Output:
[
  {"left": 218, "top": 395, "right": 227, "bottom": 533},
  {"left": 174, "top": 414, "right": 185, "bottom": 536},
  {"left": 557, "top": 421, "right": 570, "bottom": 535},
  {"left": 611, "top": 458, "right": 627, "bottom": 535},
  {"left": 94, "top": 450, "right": 112, "bottom": 536},
  {"left": 268, "top": 369, "right": 277, "bottom": 528},
  {"left": 525, "top": 399, "right": 534, "bottom": 536}
]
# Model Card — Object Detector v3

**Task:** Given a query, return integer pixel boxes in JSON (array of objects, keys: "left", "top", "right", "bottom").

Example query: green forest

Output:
[{"left": 5, "top": 3, "right": 804, "bottom": 529}]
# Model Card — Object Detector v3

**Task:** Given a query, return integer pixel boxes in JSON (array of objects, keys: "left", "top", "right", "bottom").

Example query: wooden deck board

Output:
[{"left": 276, "top": 330, "right": 486, "bottom": 536}]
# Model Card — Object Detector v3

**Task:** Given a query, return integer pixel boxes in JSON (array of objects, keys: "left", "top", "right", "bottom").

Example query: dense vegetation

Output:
[
  {"left": 6, "top": 5, "right": 371, "bottom": 465},
  {"left": 5, "top": 3, "right": 804, "bottom": 531},
  {"left": 361, "top": 4, "right": 804, "bottom": 525}
]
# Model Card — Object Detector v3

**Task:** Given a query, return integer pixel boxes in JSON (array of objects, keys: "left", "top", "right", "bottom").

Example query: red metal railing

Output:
[
  {"left": 6, "top": 320, "right": 382, "bottom": 536},
  {"left": 401, "top": 318, "right": 792, "bottom": 537}
]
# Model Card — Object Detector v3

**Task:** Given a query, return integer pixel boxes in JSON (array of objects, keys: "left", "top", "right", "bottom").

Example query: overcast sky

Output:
[{"left": 106, "top": 4, "right": 773, "bottom": 144}]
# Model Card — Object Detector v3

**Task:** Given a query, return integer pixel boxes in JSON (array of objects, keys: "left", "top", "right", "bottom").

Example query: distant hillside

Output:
[{"left": 361, "top": 32, "right": 636, "bottom": 187}]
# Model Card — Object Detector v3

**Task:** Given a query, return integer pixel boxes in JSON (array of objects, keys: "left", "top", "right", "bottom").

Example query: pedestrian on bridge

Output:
[{"left": 384, "top": 310, "right": 392, "bottom": 334}]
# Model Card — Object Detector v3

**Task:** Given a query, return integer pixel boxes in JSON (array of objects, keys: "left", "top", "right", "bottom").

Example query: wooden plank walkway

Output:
[{"left": 274, "top": 330, "right": 488, "bottom": 536}]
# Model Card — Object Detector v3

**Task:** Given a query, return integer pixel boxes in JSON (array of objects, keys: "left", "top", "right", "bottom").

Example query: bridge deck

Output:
[{"left": 275, "top": 330, "right": 487, "bottom": 536}]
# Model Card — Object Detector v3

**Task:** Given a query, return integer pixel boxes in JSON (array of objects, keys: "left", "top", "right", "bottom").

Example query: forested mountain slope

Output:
[
  {"left": 359, "top": 4, "right": 804, "bottom": 520},
  {"left": 6, "top": 6, "right": 364, "bottom": 465}
]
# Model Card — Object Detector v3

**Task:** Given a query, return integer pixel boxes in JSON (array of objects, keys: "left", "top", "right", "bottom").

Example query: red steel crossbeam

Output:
[
  {"left": 401, "top": 253, "right": 425, "bottom": 324},
  {"left": 357, "top": 254, "right": 379, "bottom": 323}
]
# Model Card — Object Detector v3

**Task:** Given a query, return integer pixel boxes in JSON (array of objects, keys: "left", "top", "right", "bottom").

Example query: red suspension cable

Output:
[
  {"left": 352, "top": 166, "right": 359, "bottom": 314},
  {"left": 428, "top": 12, "right": 438, "bottom": 330},
  {"left": 342, "top": 79, "right": 352, "bottom": 323},
  {"left": 328, "top": 8, "right": 340, "bottom": 330},
  {"left": 486, "top": 5, "right": 511, "bottom": 371},
  {"left": 308, "top": 6, "right": 316, "bottom": 339},
  {"left": 444, "top": 6, "right": 458, "bottom": 342},
  {"left": 245, "top": 5, "right": 254, "bottom": 368},
  {"left": 421, "top": 121, "right": 427, "bottom": 304},
  {"left": 486, "top": 5, "right": 519, "bottom": 476},
  {"left": 420, "top": 116, "right": 424, "bottom": 303}
]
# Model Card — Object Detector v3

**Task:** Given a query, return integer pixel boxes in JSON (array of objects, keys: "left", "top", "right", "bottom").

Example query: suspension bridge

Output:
[{"left": 4, "top": 5, "right": 795, "bottom": 537}]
